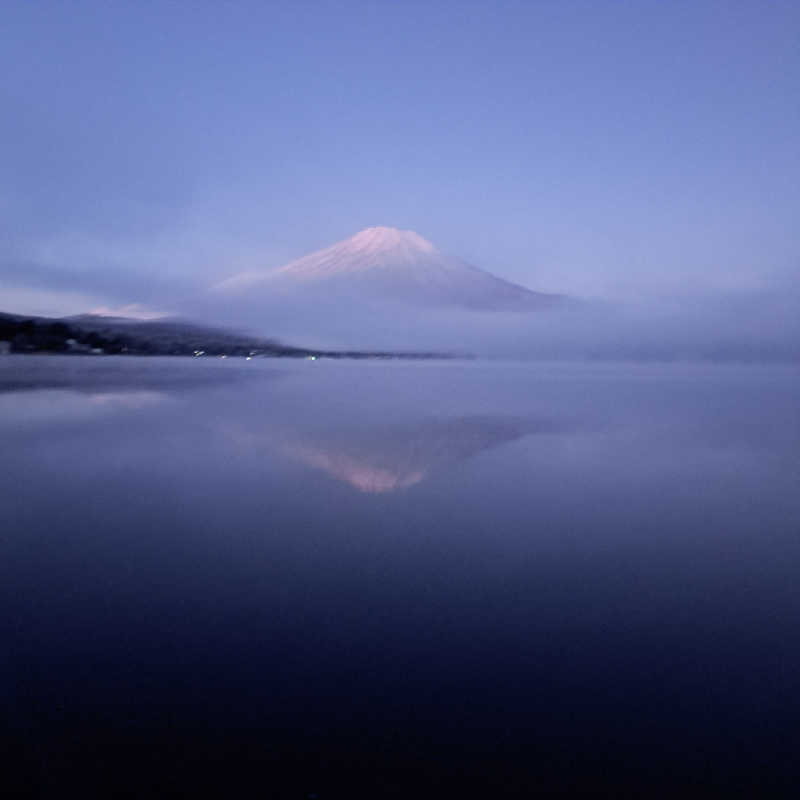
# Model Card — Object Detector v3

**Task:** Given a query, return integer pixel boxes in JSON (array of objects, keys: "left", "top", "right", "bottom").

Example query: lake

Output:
[{"left": 2, "top": 356, "right": 799, "bottom": 797}]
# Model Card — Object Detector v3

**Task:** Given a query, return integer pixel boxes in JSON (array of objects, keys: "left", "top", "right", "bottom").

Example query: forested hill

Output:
[
  {"left": 0, "top": 312, "right": 451, "bottom": 360},
  {"left": 0, "top": 312, "right": 299, "bottom": 356}
]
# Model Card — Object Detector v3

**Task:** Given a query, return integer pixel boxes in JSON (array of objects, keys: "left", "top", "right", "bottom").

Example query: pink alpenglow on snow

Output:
[{"left": 213, "top": 227, "right": 562, "bottom": 311}]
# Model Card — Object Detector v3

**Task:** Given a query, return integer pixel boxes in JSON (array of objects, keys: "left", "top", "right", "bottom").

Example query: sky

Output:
[{"left": 1, "top": 0, "right": 798, "bottom": 317}]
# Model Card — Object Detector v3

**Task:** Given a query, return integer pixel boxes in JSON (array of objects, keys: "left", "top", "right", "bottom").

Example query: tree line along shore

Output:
[{"left": 0, "top": 312, "right": 452, "bottom": 360}]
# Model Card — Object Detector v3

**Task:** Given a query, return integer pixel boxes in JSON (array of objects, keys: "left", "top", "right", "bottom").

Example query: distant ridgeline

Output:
[
  {"left": 0, "top": 312, "right": 288, "bottom": 356},
  {"left": 0, "top": 312, "right": 451, "bottom": 360}
]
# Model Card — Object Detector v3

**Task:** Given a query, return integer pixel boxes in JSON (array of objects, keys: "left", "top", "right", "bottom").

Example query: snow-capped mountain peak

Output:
[
  {"left": 346, "top": 226, "right": 437, "bottom": 256},
  {"left": 213, "top": 227, "right": 561, "bottom": 311}
]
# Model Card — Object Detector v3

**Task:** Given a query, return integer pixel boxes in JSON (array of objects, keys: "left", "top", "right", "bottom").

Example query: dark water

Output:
[{"left": 2, "top": 356, "right": 799, "bottom": 797}]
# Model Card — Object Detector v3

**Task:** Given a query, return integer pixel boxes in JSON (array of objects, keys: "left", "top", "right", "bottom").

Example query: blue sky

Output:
[{"left": 1, "top": 0, "right": 797, "bottom": 316}]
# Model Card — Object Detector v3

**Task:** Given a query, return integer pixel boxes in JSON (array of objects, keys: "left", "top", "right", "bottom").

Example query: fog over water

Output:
[
  {"left": 183, "top": 270, "right": 800, "bottom": 361},
  {"left": 3, "top": 356, "right": 799, "bottom": 795}
]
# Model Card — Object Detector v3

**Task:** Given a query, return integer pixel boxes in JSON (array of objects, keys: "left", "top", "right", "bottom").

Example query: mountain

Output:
[
  {"left": 213, "top": 227, "right": 561, "bottom": 311},
  {"left": 0, "top": 311, "right": 293, "bottom": 356}
]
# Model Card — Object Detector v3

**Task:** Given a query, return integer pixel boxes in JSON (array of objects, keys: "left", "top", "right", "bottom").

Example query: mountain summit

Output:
[{"left": 214, "top": 227, "right": 560, "bottom": 311}]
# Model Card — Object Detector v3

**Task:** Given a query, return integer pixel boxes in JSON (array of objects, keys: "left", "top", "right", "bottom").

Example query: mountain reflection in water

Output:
[
  {"left": 233, "top": 416, "right": 566, "bottom": 493},
  {"left": 3, "top": 358, "right": 800, "bottom": 797}
]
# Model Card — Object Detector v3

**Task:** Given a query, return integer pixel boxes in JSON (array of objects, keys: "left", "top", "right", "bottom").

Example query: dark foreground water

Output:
[{"left": 2, "top": 356, "right": 799, "bottom": 797}]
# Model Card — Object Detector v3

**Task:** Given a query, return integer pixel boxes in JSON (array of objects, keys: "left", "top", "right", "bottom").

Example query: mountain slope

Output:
[{"left": 213, "top": 227, "right": 561, "bottom": 311}]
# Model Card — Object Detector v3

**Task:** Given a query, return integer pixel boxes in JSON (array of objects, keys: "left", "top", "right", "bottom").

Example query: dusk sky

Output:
[{"left": 2, "top": 0, "right": 797, "bottom": 317}]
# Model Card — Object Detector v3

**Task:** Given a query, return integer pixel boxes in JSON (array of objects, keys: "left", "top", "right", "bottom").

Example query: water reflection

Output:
[
  {"left": 3, "top": 358, "right": 800, "bottom": 796},
  {"left": 233, "top": 416, "right": 566, "bottom": 492},
  {"left": 0, "top": 354, "right": 275, "bottom": 395},
  {"left": 0, "top": 388, "right": 173, "bottom": 430}
]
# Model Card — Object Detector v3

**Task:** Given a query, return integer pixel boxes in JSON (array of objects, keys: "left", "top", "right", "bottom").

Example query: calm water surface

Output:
[{"left": 2, "top": 356, "right": 799, "bottom": 796}]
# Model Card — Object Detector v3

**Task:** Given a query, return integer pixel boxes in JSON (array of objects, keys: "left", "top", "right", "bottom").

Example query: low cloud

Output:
[
  {"left": 0, "top": 286, "right": 111, "bottom": 318},
  {"left": 182, "top": 281, "right": 800, "bottom": 362}
]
